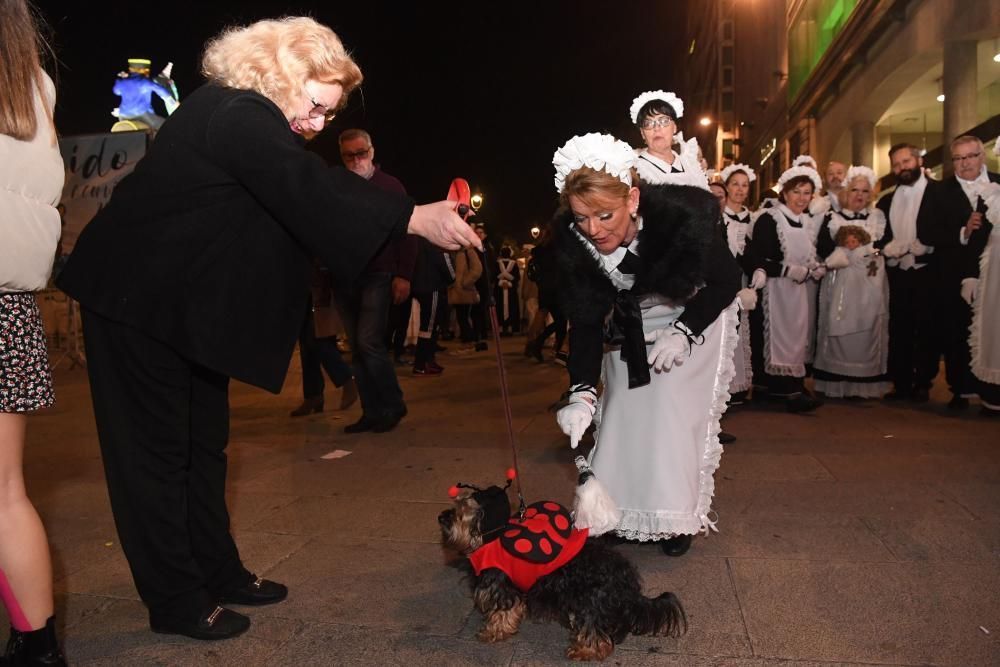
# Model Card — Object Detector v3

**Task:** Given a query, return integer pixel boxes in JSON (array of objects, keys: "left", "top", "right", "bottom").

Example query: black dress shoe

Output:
[
  {"left": 344, "top": 416, "right": 374, "bottom": 434},
  {"left": 221, "top": 575, "right": 288, "bottom": 606},
  {"left": 150, "top": 605, "right": 250, "bottom": 640},
  {"left": 660, "top": 534, "right": 692, "bottom": 557},
  {"left": 786, "top": 394, "right": 821, "bottom": 413},
  {"left": 947, "top": 395, "right": 969, "bottom": 410},
  {"left": 910, "top": 387, "right": 930, "bottom": 403},
  {"left": 372, "top": 406, "right": 407, "bottom": 433},
  {"left": 718, "top": 431, "right": 737, "bottom": 444},
  {"left": 290, "top": 395, "right": 324, "bottom": 417}
]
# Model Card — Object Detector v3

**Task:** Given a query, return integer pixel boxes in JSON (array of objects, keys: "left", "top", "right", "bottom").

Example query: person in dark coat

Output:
[
  {"left": 874, "top": 143, "right": 945, "bottom": 403},
  {"left": 927, "top": 135, "right": 1000, "bottom": 410},
  {"left": 56, "top": 16, "right": 480, "bottom": 641}
]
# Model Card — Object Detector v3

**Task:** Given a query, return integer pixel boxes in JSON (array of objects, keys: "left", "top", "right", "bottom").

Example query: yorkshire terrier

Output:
[{"left": 438, "top": 478, "right": 686, "bottom": 661}]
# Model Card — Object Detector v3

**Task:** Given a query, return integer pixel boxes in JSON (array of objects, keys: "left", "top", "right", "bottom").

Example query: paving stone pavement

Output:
[{"left": 10, "top": 337, "right": 1000, "bottom": 666}]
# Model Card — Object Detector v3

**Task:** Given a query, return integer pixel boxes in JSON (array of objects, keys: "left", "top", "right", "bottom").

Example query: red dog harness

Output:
[{"left": 469, "top": 501, "right": 588, "bottom": 592}]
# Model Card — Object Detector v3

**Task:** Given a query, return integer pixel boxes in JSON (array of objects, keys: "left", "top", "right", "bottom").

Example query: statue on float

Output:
[{"left": 111, "top": 58, "right": 179, "bottom": 132}]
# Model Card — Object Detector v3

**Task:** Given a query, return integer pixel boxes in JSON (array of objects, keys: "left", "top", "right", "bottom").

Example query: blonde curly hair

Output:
[{"left": 201, "top": 16, "right": 362, "bottom": 118}]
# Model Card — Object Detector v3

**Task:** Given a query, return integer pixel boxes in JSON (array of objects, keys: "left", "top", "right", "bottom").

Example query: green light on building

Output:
[{"left": 788, "top": 0, "right": 859, "bottom": 100}]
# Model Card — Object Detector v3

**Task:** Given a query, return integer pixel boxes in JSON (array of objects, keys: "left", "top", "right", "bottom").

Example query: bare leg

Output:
[{"left": 0, "top": 413, "right": 54, "bottom": 630}]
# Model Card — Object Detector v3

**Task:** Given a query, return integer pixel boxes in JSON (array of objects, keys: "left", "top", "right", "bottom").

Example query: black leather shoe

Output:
[
  {"left": 718, "top": 431, "right": 736, "bottom": 444},
  {"left": 660, "top": 534, "right": 692, "bottom": 557},
  {"left": 910, "top": 387, "right": 930, "bottom": 403},
  {"left": 344, "top": 416, "right": 374, "bottom": 434},
  {"left": 221, "top": 575, "right": 288, "bottom": 606},
  {"left": 372, "top": 406, "right": 407, "bottom": 433},
  {"left": 786, "top": 394, "right": 821, "bottom": 413},
  {"left": 150, "top": 605, "right": 250, "bottom": 640},
  {"left": 290, "top": 395, "right": 323, "bottom": 417},
  {"left": 947, "top": 395, "right": 969, "bottom": 410}
]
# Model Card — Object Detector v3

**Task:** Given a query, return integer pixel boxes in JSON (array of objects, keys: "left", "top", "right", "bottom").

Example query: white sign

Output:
[{"left": 58, "top": 131, "right": 147, "bottom": 253}]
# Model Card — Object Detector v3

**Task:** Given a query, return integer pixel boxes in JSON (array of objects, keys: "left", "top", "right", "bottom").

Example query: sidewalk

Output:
[{"left": 13, "top": 337, "right": 1000, "bottom": 666}]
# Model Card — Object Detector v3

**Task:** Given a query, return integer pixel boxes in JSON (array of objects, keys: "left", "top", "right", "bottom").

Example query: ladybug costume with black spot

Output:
[{"left": 469, "top": 501, "right": 588, "bottom": 592}]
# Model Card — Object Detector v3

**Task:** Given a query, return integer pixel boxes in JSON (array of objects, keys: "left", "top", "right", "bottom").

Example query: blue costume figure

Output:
[{"left": 112, "top": 58, "right": 179, "bottom": 131}]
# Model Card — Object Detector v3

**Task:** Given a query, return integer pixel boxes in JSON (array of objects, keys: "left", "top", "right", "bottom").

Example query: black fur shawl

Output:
[{"left": 541, "top": 183, "right": 718, "bottom": 326}]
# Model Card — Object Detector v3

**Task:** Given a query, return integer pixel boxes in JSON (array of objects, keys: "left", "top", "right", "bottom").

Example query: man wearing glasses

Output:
[
  {"left": 934, "top": 136, "right": 1000, "bottom": 411},
  {"left": 333, "top": 129, "right": 418, "bottom": 433}
]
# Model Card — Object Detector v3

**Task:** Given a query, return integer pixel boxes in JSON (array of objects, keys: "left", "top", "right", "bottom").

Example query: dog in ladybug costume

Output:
[{"left": 437, "top": 472, "right": 686, "bottom": 661}]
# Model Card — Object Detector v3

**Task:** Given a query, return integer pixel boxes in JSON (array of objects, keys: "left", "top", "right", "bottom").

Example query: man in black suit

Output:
[
  {"left": 875, "top": 143, "right": 944, "bottom": 403},
  {"left": 930, "top": 135, "right": 1000, "bottom": 409}
]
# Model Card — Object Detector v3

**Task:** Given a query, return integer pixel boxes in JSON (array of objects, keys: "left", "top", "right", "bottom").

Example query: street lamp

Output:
[
  {"left": 699, "top": 116, "right": 712, "bottom": 127},
  {"left": 530, "top": 226, "right": 541, "bottom": 239},
  {"left": 470, "top": 193, "right": 484, "bottom": 211}
]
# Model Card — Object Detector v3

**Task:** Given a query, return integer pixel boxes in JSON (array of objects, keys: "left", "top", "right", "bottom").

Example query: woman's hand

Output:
[
  {"left": 644, "top": 329, "right": 689, "bottom": 372},
  {"left": 407, "top": 202, "right": 483, "bottom": 251},
  {"left": 556, "top": 389, "right": 596, "bottom": 449}
]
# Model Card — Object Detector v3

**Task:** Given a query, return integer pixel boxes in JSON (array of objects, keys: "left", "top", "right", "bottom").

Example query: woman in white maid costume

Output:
[
  {"left": 545, "top": 133, "right": 742, "bottom": 557},
  {"left": 745, "top": 164, "right": 826, "bottom": 412},
  {"left": 719, "top": 164, "right": 760, "bottom": 401},
  {"left": 630, "top": 90, "right": 709, "bottom": 190},
  {"left": 812, "top": 166, "right": 891, "bottom": 398}
]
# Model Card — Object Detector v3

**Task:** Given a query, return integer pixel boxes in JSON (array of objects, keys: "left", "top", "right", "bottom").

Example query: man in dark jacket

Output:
[
  {"left": 929, "top": 135, "right": 1000, "bottom": 409},
  {"left": 875, "top": 143, "right": 945, "bottom": 403},
  {"left": 335, "top": 129, "right": 417, "bottom": 433}
]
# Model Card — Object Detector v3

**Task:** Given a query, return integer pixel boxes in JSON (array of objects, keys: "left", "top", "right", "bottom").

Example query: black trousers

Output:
[
  {"left": 943, "top": 292, "right": 975, "bottom": 396},
  {"left": 81, "top": 308, "right": 249, "bottom": 619},
  {"left": 886, "top": 267, "right": 942, "bottom": 395}
]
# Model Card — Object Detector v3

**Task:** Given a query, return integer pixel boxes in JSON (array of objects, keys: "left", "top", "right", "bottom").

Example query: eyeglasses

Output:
[
  {"left": 341, "top": 147, "right": 372, "bottom": 162},
  {"left": 306, "top": 93, "right": 337, "bottom": 123},
  {"left": 641, "top": 117, "right": 674, "bottom": 130},
  {"left": 951, "top": 151, "right": 982, "bottom": 163}
]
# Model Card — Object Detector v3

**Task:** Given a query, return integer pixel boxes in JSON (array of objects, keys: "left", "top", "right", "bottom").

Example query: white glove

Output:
[
  {"left": 737, "top": 287, "right": 758, "bottom": 311},
  {"left": 881, "top": 239, "right": 907, "bottom": 258},
  {"left": 825, "top": 247, "right": 851, "bottom": 270},
  {"left": 960, "top": 278, "right": 979, "bottom": 306},
  {"left": 809, "top": 265, "right": 827, "bottom": 281},
  {"left": 909, "top": 239, "right": 932, "bottom": 257},
  {"left": 556, "top": 392, "right": 595, "bottom": 449},
  {"left": 782, "top": 264, "right": 809, "bottom": 283},
  {"left": 750, "top": 269, "right": 767, "bottom": 290},
  {"left": 644, "top": 328, "right": 690, "bottom": 373}
]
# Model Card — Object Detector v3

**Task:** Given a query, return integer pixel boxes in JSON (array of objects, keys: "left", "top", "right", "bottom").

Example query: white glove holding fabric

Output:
[
  {"left": 750, "top": 269, "right": 767, "bottom": 290},
  {"left": 556, "top": 392, "right": 596, "bottom": 449},
  {"left": 737, "top": 287, "right": 758, "bottom": 311},
  {"left": 825, "top": 247, "right": 851, "bottom": 270},
  {"left": 960, "top": 278, "right": 979, "bottom": 306},
  {"left": 881, "top": 239, "right": 907, "bottom": 258},
  {"left": 809, "top": 265, "right": 827, "bottom": 281},
  {"left": 782, "top": 264, "right": 809, "bottom": 283},
  {"left": 645, "top": 328, "right": 690, "bottom": 372},
  {"left": 909, "top": 239, "right": 932, "bottom": 257}
]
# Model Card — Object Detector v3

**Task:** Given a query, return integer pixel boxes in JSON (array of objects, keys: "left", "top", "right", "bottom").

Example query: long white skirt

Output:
[{"left": 589, "top": 298, "right": 739, "bottom": 541}]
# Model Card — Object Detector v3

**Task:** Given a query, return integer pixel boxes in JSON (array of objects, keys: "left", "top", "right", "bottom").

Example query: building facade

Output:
[{"left": 685, "top": 0, "right": 1000, "bottom": 199}]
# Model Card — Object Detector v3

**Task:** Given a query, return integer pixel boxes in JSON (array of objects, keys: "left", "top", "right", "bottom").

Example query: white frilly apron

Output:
[
  {"left": 762, "top": 210, "right": 817, "bottom": 377},
  {"left": 970, "top": 225, "right": 1000, "bottom": 385},
  {"left": 589, "top": 296, "right": 739, "bottom": 540},
  {"left": 813, "top": 244, "right": 890, "bottom": 397},
  {"left": 496, "top": 258, "right": 517, "bottom": 322}
]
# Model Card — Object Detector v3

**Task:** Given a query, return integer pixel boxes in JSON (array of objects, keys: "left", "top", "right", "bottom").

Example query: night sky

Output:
[{"left": 37, "top": 1, "right": 689, "bottom": 243}]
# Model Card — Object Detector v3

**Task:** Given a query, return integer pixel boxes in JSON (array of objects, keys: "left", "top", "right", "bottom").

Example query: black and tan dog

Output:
[{"left": 438, "top": 482, "right": 686, "bottom": 661}]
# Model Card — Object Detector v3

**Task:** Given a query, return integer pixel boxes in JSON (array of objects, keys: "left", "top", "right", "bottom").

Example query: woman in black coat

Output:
[
  {"left": 546, "top": 133, "right": 741, "bottom": 557},
  {"left": 57, "top": 16, "right": 479, "bottom": 641}
]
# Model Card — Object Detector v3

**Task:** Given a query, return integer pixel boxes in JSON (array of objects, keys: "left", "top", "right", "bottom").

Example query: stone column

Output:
[
  {"left": 851, "top": 121, "right": 876, "bottom": 168},
  {"left": 942, "top": 40, "right": 978, "bottom": 178}
]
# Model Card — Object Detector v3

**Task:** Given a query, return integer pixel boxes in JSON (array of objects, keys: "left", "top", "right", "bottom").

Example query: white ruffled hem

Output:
[
  {"left": 612, "top": 303, "right": 739, "bottom": 541},
  {"left": 815, "top": 379, "right": 891, "bottom": 398},
  {"left": 970, "top": 242, "right": 1000, "bottom": 384}
]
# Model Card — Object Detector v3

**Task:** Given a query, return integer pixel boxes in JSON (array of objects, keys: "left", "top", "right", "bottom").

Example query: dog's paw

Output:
[{"left": 477, "top": 626, "right": 513, "bottom": 643}]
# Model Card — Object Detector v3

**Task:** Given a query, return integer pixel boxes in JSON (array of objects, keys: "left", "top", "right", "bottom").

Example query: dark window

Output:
[
  {"left": 723, "top": 67, "right": 733, "bottom": 86},
  {"left": 722, "top": 46, "right": 734, "bottom": 66},
  {"left": 723, "top": 139, "right": 734, "bottom": 159},
  {"left": 722, "top": 92, "right": 734, "bottom": 112}
]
